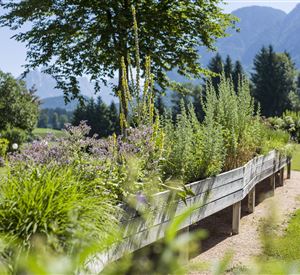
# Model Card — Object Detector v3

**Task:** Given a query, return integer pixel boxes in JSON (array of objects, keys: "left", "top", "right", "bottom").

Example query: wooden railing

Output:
[{"left": 89, "top": 150, "right": 291, "bottom": 271}]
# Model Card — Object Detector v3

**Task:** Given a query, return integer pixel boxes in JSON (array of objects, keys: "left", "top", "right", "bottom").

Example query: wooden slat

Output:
[{"left": 94, "top": 150, "right": 289, "bottom": 271}]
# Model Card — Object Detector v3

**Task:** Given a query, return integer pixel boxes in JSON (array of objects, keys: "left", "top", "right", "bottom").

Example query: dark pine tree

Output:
[
  {"left": 251, "top": 45, "right": 297, "bottom": 117},
  {"left": 224, "top": 55, "right": 233, "bottom": 79},
  {"left": 72, "top": 97, "right": 119, "bottom": 138},
  {"left": 108, "top": 102, "right": 120, "bottom": 135},
  {"left": 208, "top": 53, "right": 223, "bottom": 91},
  {"left": 155, "top": 95, "right": 166, "bottom": 117},
  {"left": 232, "top": 60, "right": 245, "bottom": 92}
]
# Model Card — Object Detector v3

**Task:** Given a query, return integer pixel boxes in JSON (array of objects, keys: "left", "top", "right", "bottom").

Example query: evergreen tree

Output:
[
  {"left": 191, "top": 85, "right": 203, "bottom": 121},
  {"left": 72, "top": 97, "right": 119, "bottom": 138},
  {"left": 38, "top": 113, "right": 49, "bottom": 128},
  {"left": 251, "top": 45, "right": 297, "bottom": 117},
  {"left": 208, "top": 53, "right": 223, "bottom": 91},
  {"left": 155, "top": 95, "right": 166, "bottom": 117},
  {"left": 232, "top": 60, "right": 245, "bottom": 92},
  {"left": 171, "top": 91, "right": 191, "bottom": 121},
  {"left": 108, "top": 102, "right": 120, "bottom": 135},
  {"left": 52, "top": 113, "right": 60, "bottom": 130},
  {"left": 224, "top": 55, "right": 233, "bottom": 79}
]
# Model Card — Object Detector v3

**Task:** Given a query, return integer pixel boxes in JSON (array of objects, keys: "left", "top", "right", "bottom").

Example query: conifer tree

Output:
[
  {"left": 251, "top": 45, "right": 297, "bottom": 117},
  {"left": 224, "top": 55, "right": 234, "bottom": 79},
  {"left": 155, "top": 95, "right": 166, "bottom": 117},
  {"left": 208, "top": 53, "right": 224, "bottom": 91},
  {"left": 232, "top": 60, "right": 245, "bottom": 92}
]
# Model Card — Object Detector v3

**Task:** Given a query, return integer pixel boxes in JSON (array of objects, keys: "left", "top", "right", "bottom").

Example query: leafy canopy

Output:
[
  {"left": 0, "top": 0, "right": 234, "bottom": 99},
  {"left": 0, "top": 70, "right": 39, "bottom": 133}
]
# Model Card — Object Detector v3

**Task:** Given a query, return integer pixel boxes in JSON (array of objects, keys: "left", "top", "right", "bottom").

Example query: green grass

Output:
[
  {"left": 291, "top": 144, "right": 300, "bottom": 171},
  {"left": 0, "top": 167, "right": 7, "bottom": 177},
  {"left": 32, "top": 128, "right": 66, "bottom": 139},
  {"left": 264, "top": 209, "right": 300, "bottom": 261}
]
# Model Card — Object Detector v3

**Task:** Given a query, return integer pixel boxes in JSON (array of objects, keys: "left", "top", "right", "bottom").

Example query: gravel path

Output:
[{"left": 189, "top": 171, "right": 300, "bottom": 274}]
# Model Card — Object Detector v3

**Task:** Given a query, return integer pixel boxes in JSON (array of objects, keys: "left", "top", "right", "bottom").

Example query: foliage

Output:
[
  {"left": 0, "top": 165, "right": 119, "bottom": 271},
  {"left": 206, "top": 54, "right": 246, "bottom": 93},
  {"left": 251, "top": 46, "right": 297, "bottom": 117},
  {"left": 73, "top": 97, "right": 120, "bottom": 137},
  {"left": 207, "top": 53, "right": 224, "bottom": 91},
  {"left": 268, "top": 111, "right": 300, "bottom": 142},
  {"left": 1, "top": 127, "right": 28, "bottom": 150},
  {"left": 204, "top": 75, "right": 261, "bottom": 170},
  {"left": 291, "top": 144, "right": 300, "bottom": 171},
  {"left": 259, "top": 126, "right": 291, "bottom": 156},
  {"left": 0, "top": 70, "right": 39, "bottom": 134},
  {"left": 0, "top": 1, "right": 234, "bottom": 101},
  {"left": 0, "top": 138, "right": 9, "bottom": 158},
  {"left": 10, "top": 122, "right": 164, "bottom": 200},
  {"left": 38, "top": 108, "right": 73, "bottom": 130}
]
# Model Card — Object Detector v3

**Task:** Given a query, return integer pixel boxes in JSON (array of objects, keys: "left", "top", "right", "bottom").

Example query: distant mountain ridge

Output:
[
  {"left": 200, "top": 4, "right": 300, "bottom": 71},
  {"left": 40, "top": 96, "right": 86, "bottom": 111},
  {"left": 23, "top": 70, "right": 117, "bottom": 104}
]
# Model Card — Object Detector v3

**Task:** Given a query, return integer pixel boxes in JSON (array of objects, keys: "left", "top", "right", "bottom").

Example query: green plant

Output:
[
  {"left": 0, "top": 165, "right": 119, "bottom": 259},
  {"left": 1, "top": 127, "right": 27, "bottom": 150},
  {"left": 0, "top": 138, "right": 9, "bottom": 157},
  {"left": 203, "top": 75, "right": 261, "bottom": 170}
]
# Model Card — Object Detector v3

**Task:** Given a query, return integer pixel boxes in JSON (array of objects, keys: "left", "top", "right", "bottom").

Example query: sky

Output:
[{"left": 0, "top": 1, "right": 300, "bottom": 77}]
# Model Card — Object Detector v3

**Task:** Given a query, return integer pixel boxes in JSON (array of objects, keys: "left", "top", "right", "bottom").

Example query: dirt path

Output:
[{"left": 189, "top": 171, "right": 300, "bottom": 274}]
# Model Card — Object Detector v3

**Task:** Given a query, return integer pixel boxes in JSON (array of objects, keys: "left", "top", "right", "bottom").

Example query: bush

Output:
[
  {"left": 0, "top": 165, "right": 118, "bottom": 255},
  {"left": 162, "top": 100, "right": 224, "bottom": 183},
  {"left": 1, "top": 127, "right": 28, "bottom": 151},
  {"left": 0, "top": 138, "right": 9, "bottom": 157},
  {"left": 203, "top": 75, "right": 261, "bottom": 170}
]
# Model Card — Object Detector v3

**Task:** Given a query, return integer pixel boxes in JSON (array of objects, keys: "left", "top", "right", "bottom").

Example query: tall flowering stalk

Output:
[{"left": 117, "top": 6, "right": 156, "bottom": 133}]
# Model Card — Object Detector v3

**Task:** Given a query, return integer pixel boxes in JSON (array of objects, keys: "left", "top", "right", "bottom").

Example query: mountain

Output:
[
  {"left": 40, "top": 96, "right": 86, "bottom": 111},
  {"left": 23, "top": 70, "right": 117, "bottom": 107},
  {"left": 198, "top": 4, "right": 300, "bottom": 71}
]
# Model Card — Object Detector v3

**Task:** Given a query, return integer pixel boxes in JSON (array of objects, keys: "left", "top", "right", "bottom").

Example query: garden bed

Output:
[{"left": 90, "top": 150, "right": 290, "bottom": 271}]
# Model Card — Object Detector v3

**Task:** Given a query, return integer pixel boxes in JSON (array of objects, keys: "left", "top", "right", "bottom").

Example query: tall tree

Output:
[
  {"left": 108, "top": 102, "right": 120, "bottom": 135},
  {"left": 251, "top": 46, "right": 297, "bottom": 117},
  {"left": 72, "top": 97, "right": 119, "bottom": 137},
  {"left": 232, "top": 60, "right": 245, "bottom": 92},
  {"left": 0, "top": 1, "right": 233, "bottom": 105},
  {"left": 0, "top": 70, "right": 39, "bottom": 133},
  {"left": 224, "top": 55, "right": 233, "bottom": 79},
  {"left": 208, "top": 53, "right": 223, "bottom": 91},
  {"left": 155, "top": 95, "right": 166, "bottom": 117}
]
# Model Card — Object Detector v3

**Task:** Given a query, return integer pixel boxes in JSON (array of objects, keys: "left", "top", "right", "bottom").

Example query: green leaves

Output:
[{"left": 0, "top": 0, "right": 234, "bottom": 99}]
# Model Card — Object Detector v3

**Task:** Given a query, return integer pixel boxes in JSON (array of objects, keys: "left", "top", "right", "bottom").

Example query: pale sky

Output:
[
  {"left": 1, "top": 1, "right": 300, "bottom": 76},
  {"left": 222, "top": 0, "right": 300, "bottom": 13}
]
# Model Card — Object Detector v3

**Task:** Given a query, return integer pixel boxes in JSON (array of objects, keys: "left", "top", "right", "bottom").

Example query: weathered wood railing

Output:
[{"left": 90, "top": 150, "right": 291, "bottom": 271}]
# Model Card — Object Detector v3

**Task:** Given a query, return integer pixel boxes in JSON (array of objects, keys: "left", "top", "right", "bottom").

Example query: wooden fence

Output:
[{"left": 89, "top": 150, "right": 291, "bottom": 271}]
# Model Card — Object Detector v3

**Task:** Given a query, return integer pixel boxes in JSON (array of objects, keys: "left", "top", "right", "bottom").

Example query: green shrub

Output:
[
  {"left": 1, "top": 127, "right": 27, "bottom": 150},
  {"left": 203, "top": 75, "right": 261, "bottom": 170},
  {"left": 0, "top": 138, "right": 9, "bottom": 157},
  {"left": 0, "top": 165, "right": 118, "bottom": 255},
  {"left": 259, "top": 124, "right": 291, "bottom": 155},
  {"left": 162, "top": 100, "right": 224, "bottom": 183}
]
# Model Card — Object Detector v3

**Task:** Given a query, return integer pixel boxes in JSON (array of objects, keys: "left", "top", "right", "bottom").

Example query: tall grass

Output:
[{"left": 0, "top": 165, "right": 119, "bottom": 257}]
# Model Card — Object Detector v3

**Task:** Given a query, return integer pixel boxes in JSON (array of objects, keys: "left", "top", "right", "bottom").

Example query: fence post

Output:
[
  {"left": 232, "top": 201, "right": 241, "bottom": 235},
  {"left": 279, "top": 168, "right": 284, "bottom": 186},
  {"left": 247, "top": 187, "right": 255, "bottom": 213},
  {"left": 287, "top": 158, "right": 291, "bottom": 179},
  {"left": 270, "top": 174, "right": 276, "bottom": 196}
]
